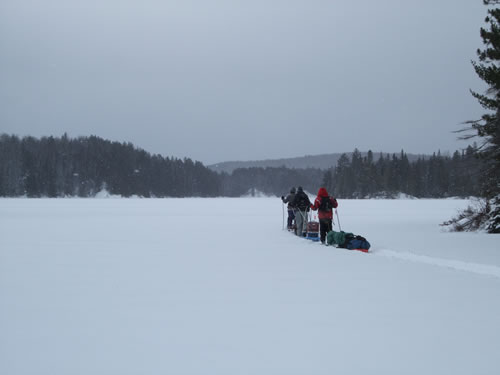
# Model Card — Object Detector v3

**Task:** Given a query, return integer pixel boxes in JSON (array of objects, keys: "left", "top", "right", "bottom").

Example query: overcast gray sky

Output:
[{"left": 0, "top": 0, "right": 488, "bottom": 164}]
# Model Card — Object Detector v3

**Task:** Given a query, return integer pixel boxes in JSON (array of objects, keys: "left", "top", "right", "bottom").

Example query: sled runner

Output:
[{"left": 350, "top": 247, "right": 369, "bottom": 253}]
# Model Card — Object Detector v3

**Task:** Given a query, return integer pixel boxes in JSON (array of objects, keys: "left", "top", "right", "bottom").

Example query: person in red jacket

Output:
[{"left": 310, "top": 187, "right": 338, "bottom": 244}]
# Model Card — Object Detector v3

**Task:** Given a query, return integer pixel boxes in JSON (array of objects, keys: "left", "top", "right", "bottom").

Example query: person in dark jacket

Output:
[
  {"left": 310, "top": 187, "right": 338, "bottom": 244},
  {"left": 281, "top": 187, "right": 296, "bottom": 230},
  {"left": 291, "top": 186, "right": 311, "bottom": 237}
]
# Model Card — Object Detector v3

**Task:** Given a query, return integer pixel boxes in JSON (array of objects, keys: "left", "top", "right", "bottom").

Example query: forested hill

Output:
[
  {"left": 0, "top": 134, "right": 221, "bottom": 197},
  {"left": 323, "top": 149, "right": 481, "bottom": 198},
  {"left": 208, "top": 152, "right": 428, "bottom": 173},
  {"left": 0, "top": 134, "right": 481, "bottom": 198}
]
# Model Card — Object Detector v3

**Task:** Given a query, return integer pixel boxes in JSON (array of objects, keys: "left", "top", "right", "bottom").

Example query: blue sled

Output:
[{"left": 306, "top": 233, "right": 320, "bottom": 241}]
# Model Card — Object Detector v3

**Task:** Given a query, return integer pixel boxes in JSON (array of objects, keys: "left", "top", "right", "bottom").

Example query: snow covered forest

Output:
[
  {"left": 0, "top": 134, "right": 221, "bottom": 198},
  {"left": 0, "top": 134, "right": 482, "bottom": 199},
  {"left": 323, "top": 148, "right": 480, "bottom": 199}
]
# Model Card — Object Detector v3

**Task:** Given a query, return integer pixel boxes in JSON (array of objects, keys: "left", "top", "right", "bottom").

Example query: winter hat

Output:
[
  {"left": 318, "top": 187, "right": 328, "bottom": 197},
  {"left": 290, "top": 187, "right": 296, "bottom": 193},
  {"left": 297, "top": 186, "right": 303, "bottom": 192}
]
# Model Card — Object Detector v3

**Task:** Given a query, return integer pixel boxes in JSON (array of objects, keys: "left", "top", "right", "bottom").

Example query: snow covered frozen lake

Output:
[{"left": 1, "top": 197, "right": 499, "bottom": 375}]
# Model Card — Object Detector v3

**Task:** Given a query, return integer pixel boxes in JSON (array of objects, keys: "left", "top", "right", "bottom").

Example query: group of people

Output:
[{"left": 281, "top": 186, "right": 338, "bottom": 244}]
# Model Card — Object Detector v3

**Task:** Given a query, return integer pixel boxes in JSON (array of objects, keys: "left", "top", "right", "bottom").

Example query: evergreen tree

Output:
[
  {"left": 0, "top": 134, "right": 223, "bottom": 198},
  {"left": 457, "top": 0, "right": 500, "bottom": 232},
  {"left": 322, "top": 148, "right": 480, "bottom": 199},
  {"left": 331, "top": 153, "right": 352, "bottom": 198}
]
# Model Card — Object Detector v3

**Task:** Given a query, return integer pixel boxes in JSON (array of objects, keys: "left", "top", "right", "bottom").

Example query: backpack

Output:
[
  {"left": 295, "top": 192, "right": 310, "bottom": 210},
  {"left": 319, "top": 196, "right": 333, "bottom": 211},
  {"left": 344, "top": 234, "right": 371, "bottom": 250},
  {"left": 306, "top": 221, "right": 319, "bottom": 232}
]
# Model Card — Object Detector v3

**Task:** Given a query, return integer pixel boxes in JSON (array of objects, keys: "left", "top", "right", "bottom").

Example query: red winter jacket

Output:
[{"left": 311, "top": 187, "right": 338, "bottom": 220}]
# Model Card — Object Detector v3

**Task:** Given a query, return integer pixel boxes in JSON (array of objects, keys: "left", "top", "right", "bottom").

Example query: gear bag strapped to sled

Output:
[
  {"left": 326, "top": 230, "right": 371, "bottom": 252},
  {"left": 305, "top": 221, "right": 320, "bottom": 241}
]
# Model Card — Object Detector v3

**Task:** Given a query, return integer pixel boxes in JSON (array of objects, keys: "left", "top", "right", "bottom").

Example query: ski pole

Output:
[
  {"left": 282, "top": 201, "right": 285, "bottom": 230},
  {"left": 335, "top": 208, "right": 342, "bottom": 232}
]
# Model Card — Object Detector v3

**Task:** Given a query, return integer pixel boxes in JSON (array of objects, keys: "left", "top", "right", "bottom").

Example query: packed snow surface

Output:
[{"left": 1, "top": 198, "right": 499, "bottom": 375}]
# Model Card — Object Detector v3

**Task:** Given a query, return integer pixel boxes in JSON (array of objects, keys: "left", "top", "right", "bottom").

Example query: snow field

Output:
[{"left": 1, "top": 198, "right": 499, "bottom": 375}]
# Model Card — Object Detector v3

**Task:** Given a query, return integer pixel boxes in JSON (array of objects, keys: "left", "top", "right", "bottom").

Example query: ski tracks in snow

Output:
[{"left": 372, "top": 249, "right": 500, "bottom": 279}]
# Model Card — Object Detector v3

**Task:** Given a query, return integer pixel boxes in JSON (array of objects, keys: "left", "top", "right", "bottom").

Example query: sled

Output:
[
  {"left": 326, "top": 230, "right": 370, "bottom": 252},
  {"left": 351, "top": 248, "right": 369, "bottom": 253},
  {"left": 305, "top": 221, "right": 320, "bottom": 241},
  {"left": 326, "top": 244, "right": 370, "bottom": 253}
]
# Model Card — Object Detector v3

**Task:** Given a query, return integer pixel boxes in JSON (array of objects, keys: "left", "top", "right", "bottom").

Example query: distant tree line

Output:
[
  {"left": 219, "top": 167, "right": 324, "bottom": 197},
  {"left": 0, "top": 134, "right": 481, "bottom": 199},
  {"left": 322, "top": 148, "right": 481, "bottom": 199},
  {"left": 0, "top": 134, "right": 221, "bottom": 197}
]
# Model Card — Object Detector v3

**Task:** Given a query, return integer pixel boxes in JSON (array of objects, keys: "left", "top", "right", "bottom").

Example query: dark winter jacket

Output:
[
  {"left": 311, "top": 187, "right": 338, "bottom": 220},
  {"left": 292, "top": 190, "right": 311, "bottom": 211},
  {"left": 282, "top": 192, "right": 296, "bottom": 210}
]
